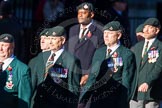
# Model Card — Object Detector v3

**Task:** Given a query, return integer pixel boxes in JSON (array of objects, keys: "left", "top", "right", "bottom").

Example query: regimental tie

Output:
[
  {"left": 44, "top": 53, "right": 56, "bottom": 80},
  {"left": 142, "top": 41, "right": 149, "bottom": 58},
  {"left": 80, "top": 28, "right": 87, "bottom": 42},
  {"left": 106, "top": 49, "right": 112, "bottom": 59},
  {"left": 0, "top": 62, "right": 4, "bottom": 72}
]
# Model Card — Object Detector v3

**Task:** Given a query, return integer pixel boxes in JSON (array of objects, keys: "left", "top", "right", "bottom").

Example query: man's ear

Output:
[
  {"left": 156, "top": 28, "right": 160, "bottom": 34},
  {"left": 117, "top": 32, "right": 122, "bottom": 39},
  {"left": 90, "top": 12, "right": 94, "bottom": 18},
  {"left": 61, "top": 36, "right": 66, "bottom": 45}
]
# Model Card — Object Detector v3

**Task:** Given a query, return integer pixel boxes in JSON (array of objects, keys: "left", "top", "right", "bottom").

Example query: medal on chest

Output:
[
  {"left": 148, "top": 47, "right": 159, "bottom": 63},
  {"left": 107, "top": 52, "right": 123, "bottom": 73},
  {"left": 5, "top": 66, "right": 14, "bottom": 89}
]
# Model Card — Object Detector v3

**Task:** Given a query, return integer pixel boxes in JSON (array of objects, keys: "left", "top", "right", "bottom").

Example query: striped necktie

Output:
[
  {"left": 45, "top": 53, "right": 55, "bottom": 79},
  {"left": 142, "top": 41, "right": 149, "bottom": 57},
  {"left": 80, "top": 28, "right": 87, "bottom": 41}
]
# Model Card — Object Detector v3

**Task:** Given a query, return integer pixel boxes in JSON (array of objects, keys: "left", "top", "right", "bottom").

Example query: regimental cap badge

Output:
[
  {"left": 4, "top": 36, "right": 8, "bottom": 40},
  {"left": 45, "top": 31, "right": 48, "bottom": 35},
  {"left": 83, "top": 4, "right": 89, "bottom": 9},
  {"left": 52, "top": 32, "right": 56, "bottom": 36},
  {"left": 109, "top": 26, "right": 113, "bottom": 30}
]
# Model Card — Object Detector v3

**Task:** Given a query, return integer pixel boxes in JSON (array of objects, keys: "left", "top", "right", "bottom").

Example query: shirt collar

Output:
[
  {"left": 50, "top": 47, "right": 64, "bottom": 64},
  {"left": 2, "top": 54, "right": 15, "bottom": 71},
  {"left": 107, "top": 43, "right": 120, "bottom": 55},
  {"left": 80, "top": 20, "right": 93, "bottom": 29},
  {"left": 145, "top": 37, "right": 156, "bottom": 44}
]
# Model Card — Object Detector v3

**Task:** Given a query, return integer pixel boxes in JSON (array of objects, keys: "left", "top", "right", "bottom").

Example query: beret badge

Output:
[
  {"left": 52, "top": 32, "right": 56, "bottom": 36},
  {"left": 109, "top": 27, "right": 113, "bottom": 30},
  {"left": 83, "top": 4, "right": 88, "bottom": 9},
  {"left": 4, "top": 36, "right": 9, "bottom": 40}
]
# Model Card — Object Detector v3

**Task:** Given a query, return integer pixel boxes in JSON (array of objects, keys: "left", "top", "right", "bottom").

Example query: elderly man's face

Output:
[
  {"left": 143, "top": 25, "right": 160, "bottom": 39},
  {"left": 0, "top": 42, "right": 14, "bottom": 61},
  {"left": 48, "top": 36, "right": 65, "bottom": 52},
  {"left": 40, "top": 35, "right": 50, "bottom": 51},
  {"left": 104, "top": 30, "right": 121, "bottom": 47},
  {"left": 77, "top": 9, "right": 94, "bottom": 25}
]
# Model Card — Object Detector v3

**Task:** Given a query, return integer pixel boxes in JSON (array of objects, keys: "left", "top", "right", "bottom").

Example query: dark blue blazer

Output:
[{"left": 67, "top": 22, "right": 104, "bottom": 74}]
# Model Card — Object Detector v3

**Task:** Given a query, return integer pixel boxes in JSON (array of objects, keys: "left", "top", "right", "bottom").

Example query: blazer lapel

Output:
[
  {"left": 8, "top": 58, "right": 17, "bottom": 69},
  {"left": 74, "top": 24, "right": 97, "bottom": 50},
  {"left": 135, "top": 41, "right": 144, "bottom": 71}
]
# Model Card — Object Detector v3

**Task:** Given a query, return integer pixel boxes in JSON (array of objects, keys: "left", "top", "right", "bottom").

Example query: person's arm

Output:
[
  {"left": 122, "top": 51, "right": 136, "bottom": 101},
  {"left": 18, "top": 67, "right": 32, "bottom": 108}
]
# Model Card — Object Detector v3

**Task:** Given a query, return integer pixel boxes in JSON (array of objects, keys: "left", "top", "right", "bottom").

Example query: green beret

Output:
[
  {"left": 136, "top": 24, "right": 144, "bottom": 33},
  {"left": 47, "top": 26, "right": 66, "bottom": 37},
  {"left": 144, "top": 18, "right": 161, "bottom": 28},
  {"left": 77, "top": 2, "right": 94, "bottom": 12},
  {"left": 103, "top": 21, "right": 123, "bottom": 32},
  {"left": 39, "top": 28, "right": 48, "bottom": 37},
  {"left": 0, "top": 33, "right": 14, "bottom": 43}
]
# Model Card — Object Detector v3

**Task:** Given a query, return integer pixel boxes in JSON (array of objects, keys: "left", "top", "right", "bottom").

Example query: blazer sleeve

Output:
[
  {"left": 18, "top": 67, "right": 32, "bottom": 108},
  {"left": 122, "top": 51, "right": 136, "bottom": 101},
  {"left": 71, "top": 58, "right": 81, "bottom": 96}
]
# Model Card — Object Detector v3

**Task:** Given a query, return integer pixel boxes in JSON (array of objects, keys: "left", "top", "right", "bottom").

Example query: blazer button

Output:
[
  {"left": 40, "top": 95, "right": 43, "bottom": 98},
  {"left": 110, "top": 74, "right": 112, "bottom": 77}
]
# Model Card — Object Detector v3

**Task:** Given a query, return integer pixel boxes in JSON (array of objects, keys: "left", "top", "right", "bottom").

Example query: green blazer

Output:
[
  {"left": 0, "top": 58, "right": 31, "bottom": 108},
  {"left": 132, "top": 39, "right": 162, "bottom": 100},
  {"left": 34, "top": 50, "right": 81, "bottom": 108},
  {"left": 28, "top": 51, "right": 50, "bottom": 108},
  {"left": 28, "top": 51, "right": 50, "bottom": 92},
  {"left": 80, "top": 45, "right": 135, "bottom": 107}
]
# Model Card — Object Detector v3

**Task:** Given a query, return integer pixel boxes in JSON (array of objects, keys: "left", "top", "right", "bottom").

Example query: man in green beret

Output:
[
  {"left": 136, "top": 24, "right": 145, "bottom": 42},
  {"left": 79, "top": 21, "right": 136, "bottom": 108},
  {"left": 130, "top": 17, "right": 162, "bottom": 108},
  {"left": 30, "top": 26, "right": 81, "bottom": 108},
  {"left": 0, "top": 33, "right": 31, "bottom": 108},
  {"left": 28, "top": 28, "right": 50, "bottom": 108},
  {"left": 39, "top": 28, "right": 50, "bottom": 52}
]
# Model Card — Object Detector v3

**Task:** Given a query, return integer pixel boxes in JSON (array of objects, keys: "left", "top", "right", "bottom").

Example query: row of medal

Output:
[
  {"left": 49, "top": 68, "right": 68, "bottom": 78},
  {"left": 148, "top": 50, "right": 159, "bottom": 63}
]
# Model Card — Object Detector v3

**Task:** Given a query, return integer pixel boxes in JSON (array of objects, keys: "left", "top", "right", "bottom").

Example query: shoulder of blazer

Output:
[
  {"left": 89, "top": 22, "right": 103, "bottom": 33},
  {"left": 61, "top": 50, "right": 77, "bottom": 61},
  {"left": 70, "top": 24, "right": 80, "bottom": 32},
  {"left": 118, "top": 45, "right": 134, "bottom": 57},
  {"left": 11, "top": 58, "right": 29, "bottom": 70}
]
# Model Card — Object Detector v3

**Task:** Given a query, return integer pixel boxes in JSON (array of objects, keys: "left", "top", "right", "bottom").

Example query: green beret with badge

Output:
[
  {"left": 136, "top": 24, "right": 144, "bottom": 33},
  {"left": 144, "top": 17, "right": 161, "bottom": 28},
  {"left": 77, "top": 2, "right": 94, "bottom": 12},
  {"left": 47, "top": 26, "right": 66, "bottom": 37},
  {"left": 0, "top": 33, "right": 14, "bottom": 43},
  {"left": 103, "top": 21, "right": 123, "bottom": 32}
]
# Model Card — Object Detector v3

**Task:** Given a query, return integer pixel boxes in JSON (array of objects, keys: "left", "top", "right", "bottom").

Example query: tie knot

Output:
[
  {"left": 107, "top": 49, "right": 112, "bottom": 54},
  {"left": 0, "top": 62, "right": 4, "bottom": 65},
  {"left": 49, "top": 53, "right": 55, "bottom": 61}
]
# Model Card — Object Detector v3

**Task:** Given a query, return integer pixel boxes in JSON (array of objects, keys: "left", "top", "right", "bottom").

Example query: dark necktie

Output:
[
  {"left": 143, "top": 41, "right": 149, "bottom": 57},
  {"left": 80, "top": 28, "right": 87, "bottom": 40},
  {"left": 106, "top": 49, "right": 112, "bottom": 59},
  {"left": 0, "top": 62, "right": 4, "bottom": 72}
]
